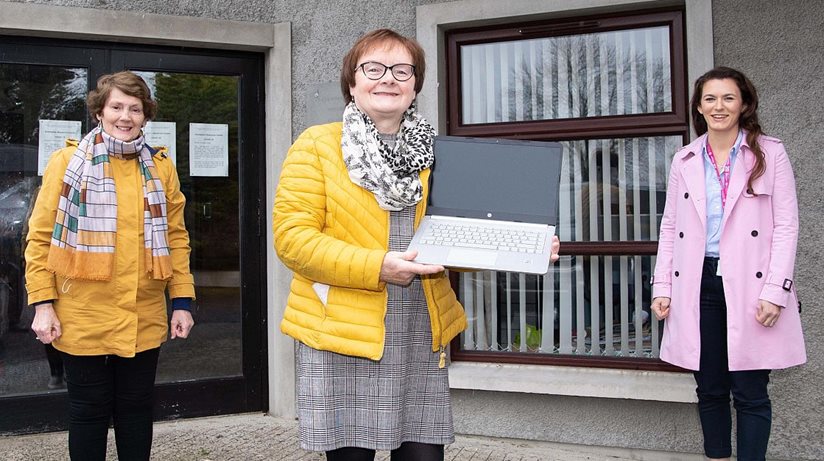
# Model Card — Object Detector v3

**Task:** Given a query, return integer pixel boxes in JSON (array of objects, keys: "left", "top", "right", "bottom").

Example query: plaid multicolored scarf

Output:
[{"left": 47, "top": 125, "right": 173, "bottom": 281}]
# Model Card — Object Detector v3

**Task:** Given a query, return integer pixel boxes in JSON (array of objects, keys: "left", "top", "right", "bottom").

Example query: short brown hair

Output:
[
  {"left": 340, "top": 29, "right": 426, "bottom": 105},
  {"left": 87, "top": 71, "right": 157, "bottom": 121}
]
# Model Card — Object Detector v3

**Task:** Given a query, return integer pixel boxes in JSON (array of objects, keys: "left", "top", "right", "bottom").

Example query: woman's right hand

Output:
[
  {"left": 380, "top": 250, "right": 445, "bottom": 286},
  {"left": 651, "top": 297, "right": 671, "bottom": 320},
  {"left": 31, "top": 303, "right": 62, "bottom": 344}
]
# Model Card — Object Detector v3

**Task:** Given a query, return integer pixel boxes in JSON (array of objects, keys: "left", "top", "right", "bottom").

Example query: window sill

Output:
[{"left": 448, "top": 361, "right": 697, "bottom": 403}]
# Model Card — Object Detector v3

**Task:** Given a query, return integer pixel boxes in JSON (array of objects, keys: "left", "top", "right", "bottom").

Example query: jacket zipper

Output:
[{"left": 416, "top": 191, "right": 447, "bottom": 369}]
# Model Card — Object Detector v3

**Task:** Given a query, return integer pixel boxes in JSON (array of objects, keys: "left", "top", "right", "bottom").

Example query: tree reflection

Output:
[
  {"left": 0, "top": 65, "right": 86, "bottom": 145},
  {"left": 152, "top": 72, "right": 240, "bottom": 271}
]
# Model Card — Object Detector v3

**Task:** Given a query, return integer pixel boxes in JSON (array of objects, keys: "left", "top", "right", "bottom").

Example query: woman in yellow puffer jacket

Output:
[
  {"left": 25, "top": 71, "right": 195, "bottom": 461},
  {"left": 274, "top": 29, "right": 558, "bottom": 461}
]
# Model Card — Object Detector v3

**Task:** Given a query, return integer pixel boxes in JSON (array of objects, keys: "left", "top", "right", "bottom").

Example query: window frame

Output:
[
  {"left": 445, "top": 9, "right": 688, "bottom": 141},
  {"left": 444, "top": 7, "right": 690, "bottom": 371}
]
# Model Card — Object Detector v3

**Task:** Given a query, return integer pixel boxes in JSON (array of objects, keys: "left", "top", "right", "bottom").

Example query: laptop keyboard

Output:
[{"left": 420, "top": 222, "right": 546, "bottom": 253}]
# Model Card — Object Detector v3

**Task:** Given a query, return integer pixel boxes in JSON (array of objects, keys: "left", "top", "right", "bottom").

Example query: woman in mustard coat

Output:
[{"left": 26, "top": 71, "right": 195, "bottom": 461}]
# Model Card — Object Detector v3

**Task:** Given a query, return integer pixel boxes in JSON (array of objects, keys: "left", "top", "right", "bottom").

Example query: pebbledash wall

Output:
[{"left": 2, "top": 0, "right": 822, "bottom": 458}]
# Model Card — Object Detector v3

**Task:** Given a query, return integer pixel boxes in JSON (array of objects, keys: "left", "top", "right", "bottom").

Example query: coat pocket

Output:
[{"left": 312, "top": 282, "right": 330, "bottom": 305}]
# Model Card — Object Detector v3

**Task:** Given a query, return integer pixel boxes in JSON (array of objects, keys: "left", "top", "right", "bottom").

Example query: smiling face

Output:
[
  {"left": 697, "top": 78, "right": 747, "bottom": 137},
  {"left": 97, "top": 87, "right": 146, "bottom": 142},
  {"left": 349, "top": 42, "right": 416, "bottom": 132}
]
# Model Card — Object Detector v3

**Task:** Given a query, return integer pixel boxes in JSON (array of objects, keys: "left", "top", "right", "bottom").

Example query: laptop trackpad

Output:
[{"left": 447, "top": 248, "right": 497, "bottom": 267}]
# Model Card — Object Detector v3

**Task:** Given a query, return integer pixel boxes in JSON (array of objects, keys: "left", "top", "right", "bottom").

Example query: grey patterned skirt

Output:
[{"left": 295, "top": 206, "right": 454, "bottom": 451}]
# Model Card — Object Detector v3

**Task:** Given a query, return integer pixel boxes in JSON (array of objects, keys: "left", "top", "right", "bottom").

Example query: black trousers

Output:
[
  {"left": 694, "top": 257, "right": 771, "bottom": 460},
  {"left": 61, "top": 348, "right": 160, "bottom": 461},
  {"left": 44, "top": 343, "right": 64, "bottom": 377}
]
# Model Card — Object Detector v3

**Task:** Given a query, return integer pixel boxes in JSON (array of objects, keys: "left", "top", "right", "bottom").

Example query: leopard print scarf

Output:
[{"left": 341, "top": 101, "right": 435, "bottom": 211}]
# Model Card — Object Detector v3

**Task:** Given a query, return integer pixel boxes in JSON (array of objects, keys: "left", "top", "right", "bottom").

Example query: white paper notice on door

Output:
[
  {"left": 143, "top": 121, "right": 177, "bottom": 165},
  {"left": 189, "top": 123, "right": 229, "bottom": 177},
  {"left": 38, "top": 120, "right": 82, "bottom": 176}
]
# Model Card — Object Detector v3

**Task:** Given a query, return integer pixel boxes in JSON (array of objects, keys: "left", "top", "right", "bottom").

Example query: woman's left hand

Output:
[
  {"left": 549, "top": 235, "right": 561, "bottom": 263},
  {"left": 756, "top": 299, "right": 781, "bottom": 328},
  {"left": 170, "top": 310, "right": 195, "bottom": 339}
]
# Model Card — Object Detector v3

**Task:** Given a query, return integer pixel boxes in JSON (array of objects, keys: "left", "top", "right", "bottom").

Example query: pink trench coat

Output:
[{"left": 652, "top": 133, "right": 806, "bottom": 371}]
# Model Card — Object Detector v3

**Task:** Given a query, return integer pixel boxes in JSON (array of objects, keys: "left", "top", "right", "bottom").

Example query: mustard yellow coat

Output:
[
  {"left": 274, "top": 123, "right": 466, "bottom": 361},
  {"left": 25, "top": 140, "right": 195, "bottom": 357}
]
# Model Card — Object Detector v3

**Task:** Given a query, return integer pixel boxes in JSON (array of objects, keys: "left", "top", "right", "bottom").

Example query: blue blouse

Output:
[{"left": 704, "top": 131, "right": 744, "bottom": 257}]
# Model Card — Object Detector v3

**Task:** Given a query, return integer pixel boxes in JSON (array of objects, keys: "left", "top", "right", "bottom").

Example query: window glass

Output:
[
  {"left": 458, "top": 255, "right": 659, "bottom": 358},
  {"left": 0, "top": 68, "right": 244, "bottom": 397},
  {"left": 456, "top": 134, "right": 680, "bottom": 360},
  {"left": 448, "top": 10, "right": 687, "bottom": 368},
  {"left": 556, "top": 136, "right": 681, "bottom": 242},
  {"left": 460, "top": 26, "right": 672, "bottom": 124}
]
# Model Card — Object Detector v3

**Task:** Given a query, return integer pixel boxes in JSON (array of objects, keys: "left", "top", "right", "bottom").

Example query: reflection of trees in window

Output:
[
  {"left": 0, "top": 65, "right": 86, "bottom": 145},
  {"left": 153, "top": 73, "right": 240, "bottom": 271},
  {"left": 475, "top": 27, "right": 672, "bottom": 124},
  {"left": 562, "top": 137, "right": 677, "bottom": 242},
  {"left": 1, "top": 66, "right": 87, "bottom": 327}
]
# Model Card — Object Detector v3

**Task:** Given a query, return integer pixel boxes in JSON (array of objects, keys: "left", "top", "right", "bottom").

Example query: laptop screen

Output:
[{"left": 427, "top": 136, "right": 563, "bottom": 225}]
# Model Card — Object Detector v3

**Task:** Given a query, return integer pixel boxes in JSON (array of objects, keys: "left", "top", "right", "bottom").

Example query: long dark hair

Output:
[{"left": 690, "top": 66, "right": 765, "bottom": 192}]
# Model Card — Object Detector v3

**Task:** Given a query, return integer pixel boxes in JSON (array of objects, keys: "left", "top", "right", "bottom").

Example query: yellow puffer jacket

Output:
[
  {"left": 25, "top": 139, "right": 195, "bottom": 357},
  {"left": 274, "top": 122, "right": 466, "bottom": 361}
]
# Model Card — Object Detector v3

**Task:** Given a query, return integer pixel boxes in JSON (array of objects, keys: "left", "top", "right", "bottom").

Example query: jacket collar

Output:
[
  {"left": 675, "top": 131, "right": 757, "bottom": 229},
  {"left": 676, "top": 135, "right": 709, "bottom": 228}
]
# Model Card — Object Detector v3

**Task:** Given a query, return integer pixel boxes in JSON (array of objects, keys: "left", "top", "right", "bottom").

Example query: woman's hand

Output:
[
  {"left": 549, "top": 235, "right": 561, "bottom": 263},
  {"left": 651, "top": 297, "right": 671, "bottom": 320},
  {"left": 31, "top": 303, "right": 62, "bottom": 344},
  {"left": 756, "top": 299, "right": 781, "bottom": 328},
  {"left": 170, "top": 310, "right": 195, "bottom": 339},
  {"left": 380, "top": 250, "right": 445, "bottom": 286}
]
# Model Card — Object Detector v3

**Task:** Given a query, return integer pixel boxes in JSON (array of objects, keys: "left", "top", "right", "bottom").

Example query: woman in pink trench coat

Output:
[{"left": 651, "top": 67, "right": 805, "bottom": 461}]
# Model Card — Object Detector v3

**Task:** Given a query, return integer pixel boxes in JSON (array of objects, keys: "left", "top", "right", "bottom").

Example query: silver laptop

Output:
[{"left": 408, "top": 136, "right": 562, "bottom": 274}]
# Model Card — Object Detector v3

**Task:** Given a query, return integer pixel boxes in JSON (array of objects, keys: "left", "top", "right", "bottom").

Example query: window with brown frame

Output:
[{"left": 445, "top": 8, "right": 689, "bottom": 370}]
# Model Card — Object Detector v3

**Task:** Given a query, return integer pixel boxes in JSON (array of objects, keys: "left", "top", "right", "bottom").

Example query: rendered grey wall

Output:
[
  {"left": 12, "top": 0, "right": 452, "bottom": 134},
  {"left": 712, "top": 1, "right": 824, "bottom": 458},
  {"left": 12, "top": 0, "right": 822, "bottom": 458},
  {"left": 451, "top": 389, "right": 704, "bottom": 455}
]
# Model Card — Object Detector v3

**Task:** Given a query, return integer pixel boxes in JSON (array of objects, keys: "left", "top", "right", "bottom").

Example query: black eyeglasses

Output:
[{"left": 355, "top": 61, "right": 416, "bottom": 82}]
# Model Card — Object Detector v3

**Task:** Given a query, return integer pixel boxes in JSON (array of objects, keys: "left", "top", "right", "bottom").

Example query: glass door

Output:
[
  {"left": 0, "top": 37, "right": 266, "bottom": 434},
  {"left": 115, "top": 47, "right": 268, "bottom": 418},
  {"left": 132, "top": 70, "right": 246, "bottom": 384},
  {"left": 0, "top": 42, "right": 107, "bottom": 432}
]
